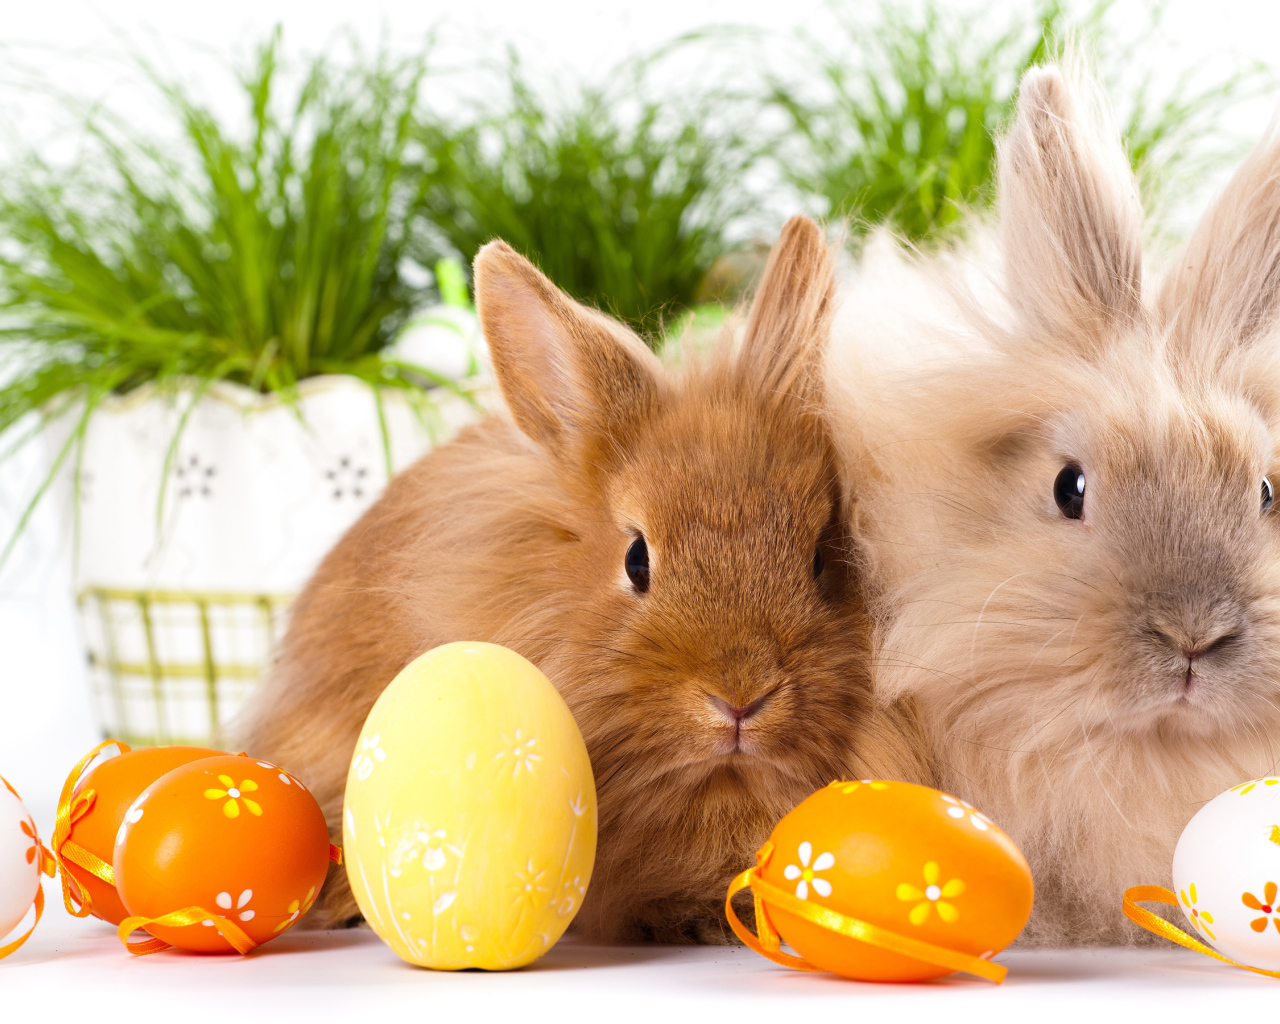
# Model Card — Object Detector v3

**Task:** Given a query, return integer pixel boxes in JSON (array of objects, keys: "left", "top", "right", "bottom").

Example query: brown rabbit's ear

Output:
[
  {"left": 474, "top": 240, "right": 662, "bottom": 459},
  {"left": 738, "top": 214, "right": 835, "bottom": 404},
  {"left": 999, "top": 64, "right": 1144, "bottom": 353},
  {"left": 1159, "top": 123, "right": 1280, "bottom": 353}
]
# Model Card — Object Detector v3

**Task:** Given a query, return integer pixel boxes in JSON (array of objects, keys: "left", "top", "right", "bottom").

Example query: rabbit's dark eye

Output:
[
  {"left": 1263, "top": 477, "right": 1274, "bottom": 514},
  {"left": 813, "top": 545, "right": 824, "bottom": 578},
  {"left": 625, "top": 536, "right": 650, "bottom": 592},
  {"left": 1054, "top": 463, "right": 1085, "bottom": 520}
]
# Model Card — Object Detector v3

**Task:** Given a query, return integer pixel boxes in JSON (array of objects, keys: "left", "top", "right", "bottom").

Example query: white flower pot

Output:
[{"left": 45, "top": 309, "right": 488, "bottom": 746}]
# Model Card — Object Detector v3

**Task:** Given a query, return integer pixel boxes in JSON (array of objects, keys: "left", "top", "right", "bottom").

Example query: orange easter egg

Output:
[
  {"left": 754, "top": 780, "right": 1032, "bottom": 982},
  {"left": 113, "top": 754, "right": 332, "bottom": 953},
  {"left": 58, "top": 745, "right": 221, "bottom": 924}
]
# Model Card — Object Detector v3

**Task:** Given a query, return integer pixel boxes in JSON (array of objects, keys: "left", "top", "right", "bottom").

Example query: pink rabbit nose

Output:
[{"left": 712, "top": 693, "right": 770, "bottom": 725}]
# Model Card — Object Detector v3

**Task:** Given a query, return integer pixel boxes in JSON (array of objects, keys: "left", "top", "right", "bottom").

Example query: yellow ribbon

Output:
[
  {"left": 52, "top": 739, "right": 130, "bottom": 918},
  {"left": 118, "top": 906, "right": 258, "bottom": 957},
  {"left": 0, "top": 774, "right": 57, "bottom": 960},
  {"left": 725, "top": 842, "right": 1007, "bottom": 984},
  {"left": 1123, "top": 885, "right": 1280, "bottom": 980}
]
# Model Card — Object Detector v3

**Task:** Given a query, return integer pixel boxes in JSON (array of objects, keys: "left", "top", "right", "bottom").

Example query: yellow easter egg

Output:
[{"left": 343, "top": 641, "right": 597, "bottom": 970}]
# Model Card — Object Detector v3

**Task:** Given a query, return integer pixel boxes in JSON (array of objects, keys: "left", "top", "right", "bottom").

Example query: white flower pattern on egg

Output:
[
  {"left": 941, "top": 793, "right": 992, "bottom": 831},
  {"left": 215, "top": 888, "right": 256, "bottom": 922},
  {"left": 494, "top": 730, "right": 541, "bottom": 777},
  {"left": 388, "top": 825, "right": 461, "bottom": 877},
  {"left": 783, "top": 841, "right": 835, "bottom": 900},
  {"left": 354, "top": 734, "right": 387, "bottom": 781}
]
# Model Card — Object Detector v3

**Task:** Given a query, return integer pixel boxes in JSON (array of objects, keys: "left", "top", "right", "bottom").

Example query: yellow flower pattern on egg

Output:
[
  {"left": 1178, "top": 883, "right": 1216, "bottom": 940},
  {"left": 897, "top": 861, "right": 965, "bottom": 925},
  {"left": 832, "top": 779, "right": 889, "bottom": 795},
  {"left": 203, "top": 776, "right": 262, "bottom": 818},
  {"left": 1231, "top": 778, "right": 1280, "bottom": 796},
  {"left": 274, "top": 886, "right": 318, "bottom": 933}
]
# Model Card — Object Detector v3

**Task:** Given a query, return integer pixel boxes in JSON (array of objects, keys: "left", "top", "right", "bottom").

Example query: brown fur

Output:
[
  {"left": 827, "top": 64, "right": 1280, "bottom": 946},
  {"left": 241, "top": 216, "right": 932, "bottom": 942}
]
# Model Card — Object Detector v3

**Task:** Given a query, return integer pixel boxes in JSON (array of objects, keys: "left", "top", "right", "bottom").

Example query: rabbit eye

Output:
[
  {"left": 1054, "top": 464, "right": 1085, "bottom": 520},
  {"left": 625, "top": 536, "right": 650, "bottom": 593},
  {"left": 1263, "top": 477, "right": 1274, "bottom": 514},
  {"left": 813, "top": 545, "right": 824, "bottom": 578}
]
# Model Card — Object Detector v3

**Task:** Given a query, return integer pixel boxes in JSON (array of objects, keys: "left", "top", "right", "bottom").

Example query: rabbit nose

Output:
[
  {"left": 1149, "top": 625, "right": 1241, "bottom": 662},
  {"left": 711, "top": 694, "right": 769, "bottom": 725}
]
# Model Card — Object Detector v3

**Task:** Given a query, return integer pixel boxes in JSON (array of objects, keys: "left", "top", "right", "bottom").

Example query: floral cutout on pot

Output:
[
  {"left": 175, "top": 452, "right": 216, "bottom": 499},
  {"left": 326, "top": 455, "right": 371, "bottom": 501},
  {"left": 783, "top": 840, "right": 835, "bottom": 900},
  {"left": 897, "top": 861, "right": 965, "bottom": 925}
]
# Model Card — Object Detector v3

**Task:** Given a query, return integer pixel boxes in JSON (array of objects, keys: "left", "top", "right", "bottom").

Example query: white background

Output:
[{"left": 2, "top": 0, "right": 1280, "bottom": 1013}]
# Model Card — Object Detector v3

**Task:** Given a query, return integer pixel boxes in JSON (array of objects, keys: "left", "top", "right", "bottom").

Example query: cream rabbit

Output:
[{"left": 828, "top": 63, "right": 1280, "bottom": 945}]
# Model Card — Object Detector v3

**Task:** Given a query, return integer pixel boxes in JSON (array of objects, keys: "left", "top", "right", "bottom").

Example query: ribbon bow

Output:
[
  {"left": 51, "top": 739, "right": 130, "bottom": 918},
  {"left": 724, "top": 841, "right": 1007, "bottom": 984},
  {"left": 0, "top": 774, "right": 57, "bottom": 960}
]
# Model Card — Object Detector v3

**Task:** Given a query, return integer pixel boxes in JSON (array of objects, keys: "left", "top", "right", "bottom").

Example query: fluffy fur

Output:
[
  {"left": 827, "top": 63, "right": 1280, "bottom": 945},
  {"left": 241, "top": 215, "right": 931, "bottom": 942}
]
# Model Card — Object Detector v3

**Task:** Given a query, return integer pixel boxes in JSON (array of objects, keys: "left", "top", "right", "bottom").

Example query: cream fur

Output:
[{"left": 828, "top": 64, "right": 1280, "bottom": 945}]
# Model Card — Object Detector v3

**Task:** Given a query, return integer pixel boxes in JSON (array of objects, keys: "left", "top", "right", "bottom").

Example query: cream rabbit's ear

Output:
[
  {"left": 1159, "top": 120, "right": 1280, "bottom": 354},
  {"left": 474, "top": 241, "right": 662, "bottom": 458},
  {"left": 737, "top": 214, "right": 835, "bottom": 406},
  {"left": 998, "top": 64, "right": 1144, "bottom": 353}
]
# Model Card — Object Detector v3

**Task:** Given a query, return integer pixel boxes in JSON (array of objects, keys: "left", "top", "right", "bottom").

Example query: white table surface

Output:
[{"left": 4, "top": 881, "right": 1278, "bottom": 1023}]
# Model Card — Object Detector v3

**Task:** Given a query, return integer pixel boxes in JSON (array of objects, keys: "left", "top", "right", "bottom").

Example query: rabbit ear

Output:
[
  {"left": 738, "top": 215, "right": 835, "bottom": 404},
  {"left": 474, "top": 240, "right": 661, "bottom": 459},
  {"left": 1159, "top": 123, "right": 1280, "bottom": 353},
  {"left": 999, "top": 65, "right": 1144, "bottom": 353}
]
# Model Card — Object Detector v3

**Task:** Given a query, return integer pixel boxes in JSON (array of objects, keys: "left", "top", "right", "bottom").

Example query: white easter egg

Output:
[
  {"left": 0, "top": 782, "right": 42, "bottom": 939},
  {"left": 343, "top": 642, "right": 597, "bottom": 970},
  {"left": 1172, "top": 777, "right": 1280, "bottom": 969}
]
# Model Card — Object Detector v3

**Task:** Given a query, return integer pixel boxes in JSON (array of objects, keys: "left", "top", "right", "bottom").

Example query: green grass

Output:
[
  {"left": 0, "top": 31, "right": 461, "bottom": 555},
  {"left": 770, "top": 0, "right": 1263, "bottom": 246},
  {"left": 0, "top": 32, "right": 445, "bottom": 429},
  {"left": 412, "top": 49, "right": 757, "bottom": 336}
]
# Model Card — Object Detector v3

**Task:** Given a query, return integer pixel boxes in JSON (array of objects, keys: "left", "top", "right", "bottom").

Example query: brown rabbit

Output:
[
  {"left": 241, "top": 215, "right": 931, "bottom": 942},
  {"left": 828, "top": 63, "right": 1280, "bottom": 945}
]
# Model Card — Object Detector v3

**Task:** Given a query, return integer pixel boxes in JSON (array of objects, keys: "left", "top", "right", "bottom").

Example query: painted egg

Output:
[
  {"left": 59, "top": 745, "right": 221, "bottom": 923},
  {"left": 1171, "top": 777, "right": 1280, "bottom": 969},
  {"left": 0, "top": 779, "right": 43, "bottom": 940},
  {"left": 114, "top": 754, "right": 332, "bottom": 953},
  {"left": 756, "top": 780, "right": 1033, "bottom": 982},
  {"left": 344, "top": 642, "right": 597, "bottom": 970}
]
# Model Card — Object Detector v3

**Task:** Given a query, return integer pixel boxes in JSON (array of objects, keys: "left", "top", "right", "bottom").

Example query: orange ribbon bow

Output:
[
  {"left": 725, "top": 841, "right": 1007, "bottom": 984},
  {"left": 0, "top": 774, "right": 57, "bottom": 960},
  {"left": 51, "top": 739, "right": 129, "bottom": 918}
]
